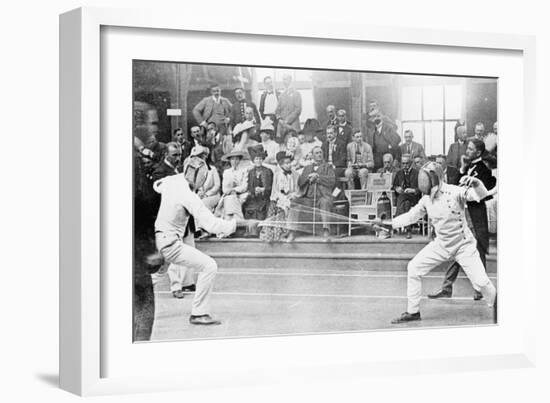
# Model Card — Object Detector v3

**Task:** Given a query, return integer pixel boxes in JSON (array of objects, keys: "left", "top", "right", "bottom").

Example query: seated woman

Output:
[
  {"left": 183, "top": 145, "right": 221, "bottom": 212},
  {"left": 258, "top": 120, "right": 281, "bottom": 171},
  {"left": 232, "top": 120, "right": 258, "bottom": 153},
  {"left": 215, "top": 149, "right": 249, "bottom": 222},
  {"left": 260, "top": 151, "right": 300, "bottom": 243},
  {"left": 243, "top": 145, "right": 273, "bottom": 236}
]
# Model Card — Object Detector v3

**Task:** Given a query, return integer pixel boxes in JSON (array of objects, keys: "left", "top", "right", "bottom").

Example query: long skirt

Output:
[{"left": 259, "top": 201, "right": 289, "bottom": 242}]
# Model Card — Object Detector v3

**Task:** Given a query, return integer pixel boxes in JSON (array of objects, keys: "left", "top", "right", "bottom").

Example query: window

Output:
[{"left": 400, "top": 84, "right": 463, "bottom": 155}]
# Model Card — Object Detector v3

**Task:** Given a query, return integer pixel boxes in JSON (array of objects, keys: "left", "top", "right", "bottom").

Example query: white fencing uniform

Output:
[
  {"left": 155, "top": 174, "right": 236, "bottom": 316},
  {"left": 392, "top": 182, "right": 496, "bottom": 314}
]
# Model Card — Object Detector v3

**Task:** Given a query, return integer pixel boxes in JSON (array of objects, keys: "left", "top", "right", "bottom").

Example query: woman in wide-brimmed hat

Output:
[
  {"left": 231, "top": 120, "right": 258, "bottom": 152},
  {"left": 259, "top": 151, "right": 300, "bottom": 243},
  {"left": 242, "top": 145, "right": 273, "bottom": 231},
  {"left": 297, "top": 118, "right": 323, "bottom": 168},
  {"left": 214, "top": 149, "right": 250, "bottom": 223}
]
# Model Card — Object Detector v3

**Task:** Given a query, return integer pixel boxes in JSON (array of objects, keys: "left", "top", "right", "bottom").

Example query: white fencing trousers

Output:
[
  {"left": 156, "top": 233, "right": 218, "bottom": 316},
  {"left": 407, "top": 240, "right": 496, "bottom": 314},
  {"left": 167, "top": 264, "right": 195, "bottom": 292}
]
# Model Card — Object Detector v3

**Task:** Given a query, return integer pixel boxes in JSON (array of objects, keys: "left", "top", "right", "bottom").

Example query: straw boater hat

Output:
[
  {"left": 232, "top": 120, "right": 255, "bottom": 137},
  {"left": 221, "top": 149, "right": 247, "bottom": 162},
  {"left": 247, "top": 144, "right": 267, "bottom": 160},
  {"left": 189, "top": 144, "right": 210, "bottom": 158}
]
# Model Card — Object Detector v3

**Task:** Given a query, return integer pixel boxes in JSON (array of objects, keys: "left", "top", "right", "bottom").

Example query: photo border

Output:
[{"left": 60, "top": 6, "right": 537, "bottom": 396}]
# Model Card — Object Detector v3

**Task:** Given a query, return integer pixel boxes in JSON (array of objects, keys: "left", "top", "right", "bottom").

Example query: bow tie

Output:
[{"left": 282, "top": 170, "right": 291, "bottom": 176}]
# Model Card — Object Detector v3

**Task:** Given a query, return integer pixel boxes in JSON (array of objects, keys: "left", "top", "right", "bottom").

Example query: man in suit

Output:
[
  {"left": 370, "top": 114, "right": 401, "bottom": 170},
  {"left": 151, "top": 142, "right": 182, "bottom": 182},
  {"left": 172, "top": 127, "right": 194, "bottom": 162},
  {"left": 399, "top": 130, "right": 425, "bottom": 162},
  {"left": 192, "top": 83, "right": 232, "bottom": 135},
  {"left": 258, "top": 76, "right": 280, "bottom": 135},
  {"left": 322, "top": 125, "right": 348, "bottom": 178},
  {"left": 428, "top": 138, "right": 496, "bottom": 299},
  {"left": 393, "top": 154, "right": 421, "bottom": 239},
  {"left": 231, "top": 87, "right": 261, "bottom": 131},
  {"left": 345, "top": 130, "right": 375, "bottom": 189},
  {"left": 323, "top": 105, "right": 338, "bottom": 129},
  {"left": 446, "top": 125, "right": 468, "bottom": 168},
  {"left": 287, "top": 146, "right": 336, "bottom": 241},
  {"left": 335, "top": 109, "right": 354, "bottom": 144},
  {"left": 275, "top": 74, "right": 302, "bottom": 143},
  {"left": 435, "top": 154, "right": 459, "bottom": 185}
]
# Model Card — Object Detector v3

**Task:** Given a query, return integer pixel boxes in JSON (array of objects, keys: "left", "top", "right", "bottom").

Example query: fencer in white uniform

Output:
[
  {"left": 381, "top": 162, "right": 497, "bottom": 324},
  {"left": 154, "top": 172, "right": 256, "bottom": 325}
]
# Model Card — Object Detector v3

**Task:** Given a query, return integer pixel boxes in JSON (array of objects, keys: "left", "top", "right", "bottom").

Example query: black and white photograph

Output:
[{"left": 133, "top": 61, "right": 498, "bottom": 342}]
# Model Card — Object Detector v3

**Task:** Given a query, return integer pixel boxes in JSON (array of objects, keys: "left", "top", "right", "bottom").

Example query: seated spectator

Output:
[
  {"left": 284, "top": 135, "right": 300, "bottom": 170},
  {"left": 345, "top": 130, "right": 374, "bottom": 189},
  {"left": 243, "top": 145, "right": 274, "bottom": 234},
  {"left": 335, "top": 109, "right": 353, "bottom": 144},
  {"left": 485, "top": 121, "right": 498, "bottom": 159},
  {"left": 206, "top": 121, "right": 228, "bottom": 177},
  {"left": 287, "top": 146, "right": 336, "bottom": 242},
  {"left": 322, "top": 125, "right": 347, "bottom": 178},
  {"left": 376, "top": 153, "right": 397, "bottom": 178},
  {"left": 231, "top": 87, "right": 261, "bottom": 137},
  {"left": 260, "top": 151, "right": 300, "bottom": 243},
  {"left": 183, "top": 145, "right": 221, "bottom": 213},
  {"left": 473, "top": 122, "right": 486, "bottom": 140},
  {"left": 151, "top": 142, "right": 182, "bottom": 182},
  {"left": 434, "top": 154, "right": 459, "bottom": 185},
  {"left": 232, "top": 120, "right": 258, "bottom": 153},
  {"left": 413, "top": 155, "right": 424, "bottom": 171},
  {"left": 215, "top": 149, "right": 249, "bottom": 221},
  {"left": 172, "top": 127, "right": 194, "bottom": 162},
  {"left": 399, "top": 129, "right": 425, "bottom": 161},
  {"left": 447, "top": 125, "right": 468, "bottom": 168},
  {"left": 393, "top": 154, "right": 420, "bottom": 239},
  {"left": 258, "top": 120, "right": 281, "bottom": 169},
  {"left": 297, "top": 121, "right": 323, "bottom": 168}
]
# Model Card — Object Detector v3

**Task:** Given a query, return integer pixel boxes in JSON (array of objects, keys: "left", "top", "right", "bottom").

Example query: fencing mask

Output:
[{"left": 418, "top": 162, "right": 443, "bottom": 196}]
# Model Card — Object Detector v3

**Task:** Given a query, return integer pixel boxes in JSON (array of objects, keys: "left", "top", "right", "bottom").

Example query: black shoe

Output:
[
  {"left": 427, "top": 290, "right": 452, "bottom": 299},
  {"left": 391, "top": 312, "right": 421, "bottom": 324},
  {"left": 172, "top": 290, "right": 185, "bottom": 299},
  {"left": 189, "top": 314, "right": 221, "bottom": 326},
  {"left": 181, "top": 284, "right": 196, "bottom": 292},
  {"left": 473, "top": 291, "right": 483, "bottom": 301}
]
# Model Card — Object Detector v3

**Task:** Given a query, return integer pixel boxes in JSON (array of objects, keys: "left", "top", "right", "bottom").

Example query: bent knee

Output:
[{"left": 204, "top": 257, "right": 218, "bottom": 274}]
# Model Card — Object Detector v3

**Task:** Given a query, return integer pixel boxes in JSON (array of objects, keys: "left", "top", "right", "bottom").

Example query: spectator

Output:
[
  {"left": 322, "top": 105, "right": 338, "bottom": 130},
  {"left": 335, "top": 109, "right": 353, "bottom": 144},
  {"left": 215, "top": 149, "right": 249, "bottom": 221},
  {"left": 172, "top": 127, "right": 194, "bottom": 162},
  {"left": 206, "top": 121, "right": 227, "bottom": 176},
  {"left": 151, "top": 142, "right": 182, "bottom": 182},
  {"left": 192, "top": 83, "right": 232, "bottom": 135},
  {"left": 258, "top": 120, "right": 281, "bottom": 169},
  {"left": 231, "top": 120, "right": 258, "bottom": 152},
  {"left": 413, "top": 155, "right": 424, "bottom": 171},
  {"left": 345, "top": 130, "right": 374, "bottom": 189},
  {"left": 435, "top": 154, "right": 459, "bottom": 185},
  {"left": 447, "top": 125, "right": 468, "bottom": 168},
  {"left": 322, "top": 125, "right": 347, "bottom": 178},
  {"left": 297, "top": 119, "right": 323, "bottom": 168},
  {"left": 377, "top": 153, "right": 397, "bottom": 177},
  {"left": 393, "top": 154, "right": 420, "bottom": 239},
  {"left": 484, "top": 121, "right": 498, "bottom": 159},
  {"left": 260, "top": 151, "right": 300, "bottom": 243},
  {"left": 284, "top": 135, "right": 301, "bottom": 171},
  {"left": 258, "top": 76, "right": 280, "bottom": 136},
  {"left": 231, "top": 87, "right": 261, "bottom": 136},
  {"left": 399, "top": 129, "right": 425, "bottom": 161},
  {"left": 184, "top": 145, "right": 221, "bottom": 213},
  {"left": 287, "top": 146, "right": 336, "bottom": 242},
  {"left": 275, "top": 74, "right": 302, "bottom": 142},
  {"left": 243, "top": 145, "right": 274, "bottom": 231},
  {"left": 473, "top": 122, "right": 486, "bottom": 140},
  {"left": 369, "top": 112, "right": 401, "bottom": 170}
]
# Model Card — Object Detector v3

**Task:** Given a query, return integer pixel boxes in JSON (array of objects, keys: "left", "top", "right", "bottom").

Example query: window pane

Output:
[
  {"left": 445, "top": 121, "right": 458, "bottom": 154},
  {"left": 401, "top": 86, "right": 422, "bottom": 120},
  {"left": 424, "top": 121, "right": 444, "bottom": 156},
  {"left": 402, "top": 122, "right": 424, "bottom": 148},
  {"left": 445, "top": 85, "right": 462, "bottom": 119},
  {"left": 423, "top": 86, "right": 444, "bottom": 120}
]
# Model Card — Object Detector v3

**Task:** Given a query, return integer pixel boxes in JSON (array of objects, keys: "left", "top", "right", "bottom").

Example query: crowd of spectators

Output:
[{"left": 134, "top": 76, "right": 499, "bottom": 245}]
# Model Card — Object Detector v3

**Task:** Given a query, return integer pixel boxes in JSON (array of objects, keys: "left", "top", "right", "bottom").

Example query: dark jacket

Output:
[
  {"left": 322, "top": 138, "right": 348, "bottom": 168},
  {"left": 335, "top": 122, "right": 354, "bottom": 144},
  {"left": 444, "top": 166, "right": 460, "bottom": 185},
  {"left": 392, "top": 168, "right": 420, "bottom": 196},
  {"left": 150, "top": 160, "right": 180, "bottom": 182},
  {"left": 298, "top": 162, "right": 336, "bottom": 200},
  {"left": 230, "top": 100, "right": 261, "bottom": 127},
  {"left": 446, "top": 141, "right": 467, "bottom": 168},
  {"left": 369, "top": 123, "right": 402, "bottom": 169},
  {"left": 258, "top": 90, "right": 281, "bottom": 119}
]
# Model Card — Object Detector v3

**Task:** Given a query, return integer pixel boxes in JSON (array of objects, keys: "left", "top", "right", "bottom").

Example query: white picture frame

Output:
[{"left": 59, "top": 6, "right": 537, "bottom": 396}]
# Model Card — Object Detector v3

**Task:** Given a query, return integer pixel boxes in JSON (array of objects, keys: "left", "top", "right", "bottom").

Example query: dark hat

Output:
[
  {"left": 300, "top": 118, "right": 324, "bottom": 136},
  {"left": 248, "top": 144, "right": 267, "bottom": 160},
  {"left": 276, "top": 150, "right": 293, "bottom": 163}
]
